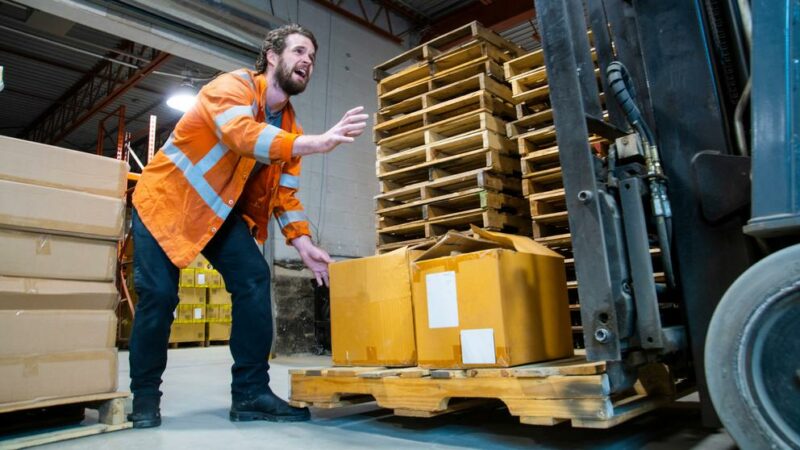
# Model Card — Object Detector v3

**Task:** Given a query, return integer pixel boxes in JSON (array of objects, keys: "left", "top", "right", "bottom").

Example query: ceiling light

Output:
[{"left": 166, "top": 78, "right": 197, "bottom": 112}]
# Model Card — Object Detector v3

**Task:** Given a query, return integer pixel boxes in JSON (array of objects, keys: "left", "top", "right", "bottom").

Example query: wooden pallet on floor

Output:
[
  {"left": 0, "top": 392, "right": 131, "bottom": 449},
  {"left": 289, "top": 358, "right": 683, "bottom": 428}
]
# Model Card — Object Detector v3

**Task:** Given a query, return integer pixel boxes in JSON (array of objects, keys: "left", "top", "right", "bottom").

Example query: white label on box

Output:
[
  {"left": 460, "top": 328, "right": 496, "bottom": 365},
  {"left": 196, "top": 273, "right": 206, "bottom": 285},
  {"left": 194, "top": 308, "right": 203, "bottom": 320},
  {"left": 426, "top": 271, "right": 459, "bottom": 328}
]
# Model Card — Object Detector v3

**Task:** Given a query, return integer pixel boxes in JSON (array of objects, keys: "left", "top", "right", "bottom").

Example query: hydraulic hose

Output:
[{"left": 606, "top": 61, "right": 676, "bottom": 289}]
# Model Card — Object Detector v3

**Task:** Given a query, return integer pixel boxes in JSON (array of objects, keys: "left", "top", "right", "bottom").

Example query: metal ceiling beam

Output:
[
  {"left": 309, "top": 0, "right": 404, "bottom": 44},
  {"left": 419, "top": 0, "right": 536, "bottom": 42},
  {"left": 20, "top": 42, "right": 171, "bottom": 145},
  {"left": 0, "top": 44, "right": 166, "bottom": 96}
]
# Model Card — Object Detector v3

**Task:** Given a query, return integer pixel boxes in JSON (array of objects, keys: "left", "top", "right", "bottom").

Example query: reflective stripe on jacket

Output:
[{"left": 133, "top": 68, "right": 311, "bottom": 268}]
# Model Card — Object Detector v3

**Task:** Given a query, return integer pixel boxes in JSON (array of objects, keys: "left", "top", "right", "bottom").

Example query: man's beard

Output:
[{"left": 275, "top": 57, "right": 308, "bottom": 96}]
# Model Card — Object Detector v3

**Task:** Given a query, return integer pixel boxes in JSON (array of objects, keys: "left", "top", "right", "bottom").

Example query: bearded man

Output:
[{"left": 127, "top": 24, "right": 367, "bottom": 428}]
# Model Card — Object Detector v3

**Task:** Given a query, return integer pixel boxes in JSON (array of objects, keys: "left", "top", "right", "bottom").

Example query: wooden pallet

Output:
[
  {"left": 374, "top": 21, "right": 524, "bottom": 82},
  {"left": 379, "top": 57, "right": 506, "bottom": 111},
  {"left": 289, "top": 359, "right": 682, "bottom": 428},
  {"left": 378, "top": 129, "right": 515, "bottom": 180},
  {"left": 378, "top": 168, "right": 522, "bottom": 213},
  {"left": 377, "top": 208, "right": 531, "bottom": 249},
  {"left": 374, "top": 89, "right": 515, "bottom": 142},
  {"left": 377, "top": 73, "right": 512, "bottom": 125},
  {"left": 0, "top": 392, "right": 131, "bottom": 449},
  {"left": 377, "top": 112, "right": 507, "bottom": 158},
  {"left": 378, "top": 146, "right": 519, "bottom": 193}
]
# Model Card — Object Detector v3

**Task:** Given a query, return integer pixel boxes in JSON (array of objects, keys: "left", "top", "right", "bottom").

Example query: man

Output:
[{"left": 128, "top": 24, "right": 368, "bottom": 428}]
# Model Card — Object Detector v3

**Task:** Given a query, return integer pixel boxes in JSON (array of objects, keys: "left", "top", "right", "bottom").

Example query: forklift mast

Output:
[{"left": 534, "top": 0, "right": 800, "bottom": 446}]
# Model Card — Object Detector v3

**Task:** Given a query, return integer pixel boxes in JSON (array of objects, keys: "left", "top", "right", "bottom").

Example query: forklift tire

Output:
[{"left": 705, "top": 243, "right": 800, "bottom": 450}]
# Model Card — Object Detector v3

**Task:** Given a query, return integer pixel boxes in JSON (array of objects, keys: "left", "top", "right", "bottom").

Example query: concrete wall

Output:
[{"left": 263, "top": 0, "right": 405, "bottom": 260}]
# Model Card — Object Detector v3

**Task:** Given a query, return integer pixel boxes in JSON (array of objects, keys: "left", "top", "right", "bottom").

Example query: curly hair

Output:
[{"left": 255, "top": 24, "right": 318, "bottom": 74}]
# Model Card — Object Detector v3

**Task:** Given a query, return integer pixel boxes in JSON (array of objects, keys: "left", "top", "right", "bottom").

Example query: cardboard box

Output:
[
  {"left": 0, "top": 136, "right": 127, "bottom": 198},
  {"left": 179, "top": 268, "right": 195, "bottom": 287},
  {"left": 206, "top": 303, "right": 232, "bottom": 343},
  {"left": 207, "top": 270, "right": 225, "bottom": 288},
  {"left": 410, "top": 228, "right": 573, "bottom": 369},
  {"left": 170, "top": 323, "right": 205, "bottom": 343},
  {"left": 206, "top": 323, "right": 232, "bottom": 342},
  {"left": 0, "top": 276, "right": 118, "bottom": 310},
  {"left": 208, "top": 287, "right": 231, "bottom": 305},
  {"left": 0, "top": 310, "right": 117, "bottom": 356},
  {"left": 206, "top": 303, "right": 232, "bottom": 322},
  {"left": 0, "top": 228, "right": 117, "bottom": 281},
  {"left": 0, "top": 348, "right": 118, "bottom": 405},
  {"left": 178, "top": 287, "right": 206, "bottom": 304},
  {"left": 330, "top": 247, "right": 422, "bottom": 367},
  {"left": 174, "top": 303, "right": 205, "bottom": 323},
  {"left": 0, "top": 179, "right": 125, "bottom": 240}
]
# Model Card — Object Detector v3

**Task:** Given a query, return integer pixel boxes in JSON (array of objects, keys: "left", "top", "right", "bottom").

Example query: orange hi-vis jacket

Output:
[{"left": 133, "top": 68, "right": 311, "bottom": 268}]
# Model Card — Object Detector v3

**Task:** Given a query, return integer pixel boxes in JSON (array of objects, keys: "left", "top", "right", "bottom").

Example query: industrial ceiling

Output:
[{"left": 0, "top": 0, "right": 539, "bottom": 161}]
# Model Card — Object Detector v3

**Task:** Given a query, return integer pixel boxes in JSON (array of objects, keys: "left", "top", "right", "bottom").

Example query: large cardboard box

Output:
[
  {"left": 0, "top": 310, "right": 117, "bottom": 356},
  {"left": 410, "top": 228, "right": 573, "bottom": 369},
  {"left": 0, "top": 136, "right": 127, "bottom": 198},
  {"left": 0, "top": 276, "right": 118, "bottom": 310},
  {"left": 330, "top": 247, "right": 422, "bottom": 367},
  {"left": 0, "top": 179, "right": 125, "bottom": 240},
  {"left": 0, "top": 349, "right": 118, "bottom": 405},
  {"left": 0, "top": 228, "right": 117, "bottom": 281}
]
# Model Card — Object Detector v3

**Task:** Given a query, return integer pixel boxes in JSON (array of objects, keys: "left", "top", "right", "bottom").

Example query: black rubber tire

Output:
[{"left": 706, "top": 243, "right": 800, "bottom": 450}]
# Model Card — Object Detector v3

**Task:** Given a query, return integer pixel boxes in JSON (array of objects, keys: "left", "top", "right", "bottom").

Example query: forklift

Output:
[{"left": 533, "top": 0, "right": 799, "bottom": 448}]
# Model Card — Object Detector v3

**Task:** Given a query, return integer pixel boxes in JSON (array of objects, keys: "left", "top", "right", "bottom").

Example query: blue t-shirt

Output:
[{"left": 249, "top": 109, "right": 283, "bottom": 179}]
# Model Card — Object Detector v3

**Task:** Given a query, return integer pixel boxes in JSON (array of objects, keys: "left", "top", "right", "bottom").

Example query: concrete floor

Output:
[{"left": 39, "top": 346, "right": 737, "bottom": 450}]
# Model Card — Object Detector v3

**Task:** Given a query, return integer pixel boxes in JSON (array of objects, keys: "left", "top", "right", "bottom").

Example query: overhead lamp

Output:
[{"left": 166, "top": 77, "right": 197, "bottom": 112}]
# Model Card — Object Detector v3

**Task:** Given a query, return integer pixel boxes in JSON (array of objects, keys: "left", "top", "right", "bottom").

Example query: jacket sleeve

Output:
[
  {"left": 273, "top": 156, "right": 312, "bottom": 244},
  {"left": 197, "top": 71, "right": 296, "bottom": 165}
]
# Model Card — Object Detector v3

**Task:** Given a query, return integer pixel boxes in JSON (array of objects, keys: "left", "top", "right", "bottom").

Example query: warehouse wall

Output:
[{"left": 267, "top": 1, "right": 403, "bottom": 261}]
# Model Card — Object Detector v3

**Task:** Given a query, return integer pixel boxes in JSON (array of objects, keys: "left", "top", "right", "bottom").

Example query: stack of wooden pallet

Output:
[
  {"left": 503, "top": 48, "right": 607, "bottom": 348},
  {"left": 373, "top": 22, "right": 531, "bottom": 253}
]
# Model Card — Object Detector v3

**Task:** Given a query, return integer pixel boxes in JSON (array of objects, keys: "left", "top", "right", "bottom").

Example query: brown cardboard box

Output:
[
  {"left": 410, "top": 228, "right": 573, "bottom": 369},
  {"left": 170, "top": 323, "right": 205, "bottom": 343},
  {"left": 206, "top": 303, "right": 232, "bottom": 342},
  {"left": 206, "top": 323, "right": 232, "bottom": 342},
  {"left": 0, "top": 310, "right": 117, "bottom": 356},
  {"left": 0, "top": 276, "right": 118, "bottom": 310},
  {"left": 174, "top": 303, "right": 205, "bottom": 323},
  {"left": 0, "top": 349, "right": 118, "bottom": 405},
  {"left": 0, "top": 136, "right": 127, "bottom": 198},
  {"left": 179, "top": 268, "right": 195, "bottom": 287},
  {"left": 208, "top": 287, "right": 231, "bottom": 305},
  {"left": 0, "top": 228, "right": 116, "bottom": 281},
  {"left": 0, "top": 179, "right": 125, "bottom": 240},
  {"left": 330, "top": 247, "right": 422, "bottom": 367},
  {"left": 178, "top": 287, "right": 206, "bottom": 304}
]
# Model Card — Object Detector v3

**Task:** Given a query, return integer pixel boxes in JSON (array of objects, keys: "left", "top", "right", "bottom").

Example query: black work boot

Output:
[
  {"left": 230, "top": 389, "right": 311, "bottom": 422},
  {"left": 127, "top": 396, "right": 162, "bottom": 428}
]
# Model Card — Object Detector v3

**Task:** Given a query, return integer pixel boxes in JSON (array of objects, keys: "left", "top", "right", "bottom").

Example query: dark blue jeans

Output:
[{"left": 129, "top": 208, "right": 272, "bottom": 402}]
